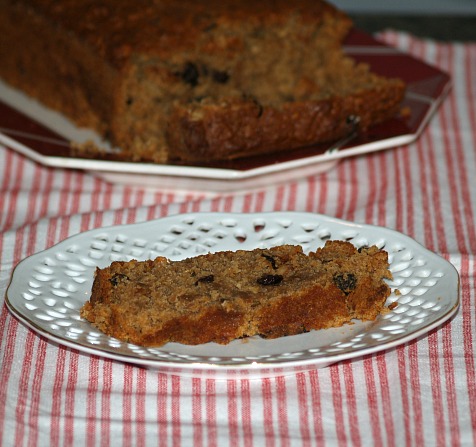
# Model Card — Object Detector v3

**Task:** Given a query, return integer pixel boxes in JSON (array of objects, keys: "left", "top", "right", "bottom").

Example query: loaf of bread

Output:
[
  {"left": 80, "top": 241, "right": 393, "bottom": 346},
  {"left": 0, "top": 0, "right": 405, "bottom": 164}
]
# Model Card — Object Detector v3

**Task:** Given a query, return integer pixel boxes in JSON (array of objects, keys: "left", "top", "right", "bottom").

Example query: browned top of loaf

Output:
[{"left": 16, "top": 0, "right": 352, "bottom": 68}]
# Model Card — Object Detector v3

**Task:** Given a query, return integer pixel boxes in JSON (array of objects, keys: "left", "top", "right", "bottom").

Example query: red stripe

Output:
[
  {"left": 102, "top": 182, "right": 114, "bottom": 213},
  {"left": 401, "top": 40, "right": 418, "bottom": 239},
  {"left": 70, "top": 172, "right": 83, "bottom": 215},
  {"left": 442, "top": 322, "right": 461, "bottom": 446},
  {"left": 330, "top": 364, "right": 347, "bottom": 446},
  {"left": 192, "top": 378, "right": 203, "bottom": 447},
  {"left": 392, "top": 149, "right": 404, "bottom": 234},
  {"left": 49, "top": 347, "right": 67, "bottom": 446},
  {"left": 317, "top": 173, "right": 328, "bottom": 215},
  {"left": 254, "top": 191, "right": 266, "bottom": 212},
  {"left": 242, "top": 192, "right": 255, "bottom": 213},
  {"left": 157, "top": 373, "right": 168, "bottom": 446},
  {"left": 122, "top": 365, "right": 134, "bottom": 446},
  {"left": 307, "top": 370, "right": 324, "bottom": 444},
  {"left": 205, "top": 378, "right": 216, "bottom": 447},
  {"left": 40, "top": 169, "right": 55, "bottom": 226},
  {"left": 287, "top": 181, "right": 298, "bottom": 210},
  {"left": 210, "top": 195, "right": 223, "bottom": 212},
  {"left": 26, "top": 337, "right": 48, "bottom": 447},
  {"left": 377, "top": 152, "right": 389, "bottom": 227},
  {"left": 342, "top": 362, "right": 362, "bottom": 447},
  {"left": 135, "top": 367, "right": 147, "bottom": 447},
  {"left": 25, "top": 168, "right": 45, "bottom": 254},
  {"left": 427, "top": 329, "right": 447, "bottom": 447},
  {"left": 376, "top": 354, "right": 396, "bottom": 447},
  {"left": 408, "top": 342, "right": 424, "bottom": 446},
  {"left": 100, "top": 360, "right": 113, "bottom": 447},
  {"left": 365, "top": 157, "right": 376, "bottom": 223},
  {"left": 416, "top": 131, "right": 437, "bottom": 250},
  {"left": 24, "top": 164, "right": 42, "bottom": 226},
  {"left": 86, "top": 356, "right": 99, "bottom": 446},
  {"left": 273, "top": 184, "right": 285, "bottom": 211},
  {"left": 427, "top": 121, "right": 448, "bottom": 254},
  {"left": 363, "top": 357, "right": 383, "bottom": 447},
  {"left": 179, "top": 194, "right": 197, "bottom": 214},
  {"left": 335, "top": 162, "right": 348, "bottom": 219},
  {"left": 396, "top": 346, "right": 412, "bottom": 446},
  {"left": 296, "top": 373, "right": 311, "bottom": 447},
  {"left": 64, "top": 351, "right": 79, "bottom": 447},
  {"left": 345, "top": 157, "right": 359, "bottom": 221},
  {"left": 227, "top": 380, "right": 239, "bottom": 447},
  {"left": 276, "top": 377, "right": 290, "bottom": 447},
  {"left": 171, "top": 375, "right": 182, "bottom": 446},
  {"left": 240, "top": 378, "right": 254, "bottom": 447},
  {"left": 261, "top": 378, "right": 275, "bottom": 447},
  {"left": 305, "top": 176, "right": 317, "bottom": 212}
]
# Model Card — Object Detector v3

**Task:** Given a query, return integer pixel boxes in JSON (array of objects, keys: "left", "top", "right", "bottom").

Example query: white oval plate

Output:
[{"left": 6, "top": 212, "right": 460, "bottom": 379}]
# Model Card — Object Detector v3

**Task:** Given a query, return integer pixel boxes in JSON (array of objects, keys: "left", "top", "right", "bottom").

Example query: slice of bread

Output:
[{"left": 80, "top": 241, "right": 392, "bottom": 346}]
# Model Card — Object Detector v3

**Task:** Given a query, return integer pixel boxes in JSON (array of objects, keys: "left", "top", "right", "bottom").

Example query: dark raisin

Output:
[
  {"left": 212, "top": 69, "right": 229, "bottom": 84},
  {"left": 180, "top": 62, "right": 200, "bottom": 87},
  {"left": 261, "top": 253, "right": 277, "bottom": 270},
  {"left": 109, "top": 273, "right": 129, "bottom": 287},
  {"left": 203, "top": 22, "right": 217, "bottom": 32},
  {"left": 257, "top": 274, "right": 283, "bottom": 286},
  {"left": 333, "top": 273, "right": 357, "bottom": 294},
  {"left": 126, "top": 97, "right": 134, "bottom": 106},
  {"left": 195, "top": 274, "right": 214, "bottom": 286}
]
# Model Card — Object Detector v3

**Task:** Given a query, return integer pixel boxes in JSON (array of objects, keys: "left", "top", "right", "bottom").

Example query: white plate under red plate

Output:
[
  {"left": 6, "top": 212, "right": 459, "bottom": 379},
  {"left": 0, "top": 30, "right": 450, "bottom": 193}
]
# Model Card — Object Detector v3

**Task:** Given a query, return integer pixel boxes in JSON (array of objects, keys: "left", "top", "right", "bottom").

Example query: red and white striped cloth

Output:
[{"left": 1, "top": 32, "right": 475, "bottom": 446}]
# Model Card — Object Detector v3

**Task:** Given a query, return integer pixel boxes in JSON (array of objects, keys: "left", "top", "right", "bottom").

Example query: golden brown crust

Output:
[
  {"left": 0, "top": 0, "right": 405, "bottom": 163},
  {"left": 166, "top": 84, "right": 405, "bottom": 161},
  {"left": 80, "top": 241, "right": 393, "bottom": 347}
]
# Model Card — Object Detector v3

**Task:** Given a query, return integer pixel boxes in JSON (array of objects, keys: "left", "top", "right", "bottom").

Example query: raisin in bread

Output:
[
  {"left": 80, "top": 241, "right": 393, "bottom": 346},
  {"left": 0, "top": 0, "right": 405, "bottom": 164}
]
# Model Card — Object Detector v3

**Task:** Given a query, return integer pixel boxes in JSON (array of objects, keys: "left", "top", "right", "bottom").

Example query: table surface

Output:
[{"left": 1, "top": 30, "right": 475, "bottom": 446}]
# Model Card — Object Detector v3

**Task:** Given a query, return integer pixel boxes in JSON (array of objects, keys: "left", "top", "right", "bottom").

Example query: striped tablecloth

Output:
[{"left": 1, "top": 32, "right": 475, "bottom": 446}]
